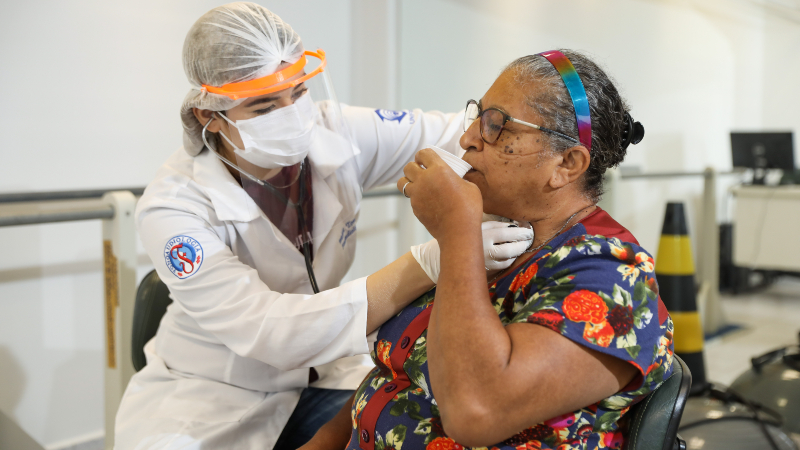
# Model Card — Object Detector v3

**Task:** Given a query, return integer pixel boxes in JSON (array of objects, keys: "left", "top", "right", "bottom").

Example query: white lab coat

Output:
[{"left": 114, "top": 106, "right": 463, "bottom": 449}]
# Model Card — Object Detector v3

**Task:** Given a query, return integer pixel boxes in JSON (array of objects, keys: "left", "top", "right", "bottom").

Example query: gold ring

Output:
[{"left": 402, "top": 182, "right": 411, "bottom": 198}]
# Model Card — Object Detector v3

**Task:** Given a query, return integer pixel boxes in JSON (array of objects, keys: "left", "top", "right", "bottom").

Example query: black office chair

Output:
[
  {"left": 132, "top": 269, "right": 172, "bottom": 372},
  {"left": 624, "top": 355, "right": 692, "bottom": 450}
]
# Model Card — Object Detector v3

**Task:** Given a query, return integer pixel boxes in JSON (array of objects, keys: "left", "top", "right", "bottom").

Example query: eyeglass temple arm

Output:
[{"left": 509, "top": 117, "right": 580, "bottom": 145}]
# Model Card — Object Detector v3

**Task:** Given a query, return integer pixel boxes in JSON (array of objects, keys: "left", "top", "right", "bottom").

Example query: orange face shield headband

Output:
[{"left": 201, "top": 49, "right": 327, "bottom": 100}]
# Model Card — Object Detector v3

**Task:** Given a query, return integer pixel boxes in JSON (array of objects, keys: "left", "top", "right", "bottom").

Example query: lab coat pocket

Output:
[{"left": 153, "top": 377, "right": 267, "bottom": 424}]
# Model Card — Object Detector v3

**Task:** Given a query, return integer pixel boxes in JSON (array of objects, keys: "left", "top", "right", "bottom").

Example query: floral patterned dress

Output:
[{"left": 345, "top": 208, "right": 675, "bottom": 450}]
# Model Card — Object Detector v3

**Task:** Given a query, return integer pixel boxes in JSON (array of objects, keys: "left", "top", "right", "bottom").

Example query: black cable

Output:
[
  {"left": 301, "top": 239, "right": 319, "bottom": 294},
  {"left": 296, "top": 163, "right": 319, "bottom": 294},
  {"left": 678, "top": 384, "right": 791, "bottom": 450},
  {"left": 677, "top": 415, "right": 779, "bottom": 431}
]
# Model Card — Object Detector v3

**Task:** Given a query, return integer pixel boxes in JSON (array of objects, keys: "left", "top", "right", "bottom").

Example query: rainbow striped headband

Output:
[{"left": 538, "top": 50, "right": 592, "bottom": 152}]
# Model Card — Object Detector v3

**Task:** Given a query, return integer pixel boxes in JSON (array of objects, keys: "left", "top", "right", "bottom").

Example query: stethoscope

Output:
[{"left": 202, "top": 118, "right": 321, "bottom": 294}]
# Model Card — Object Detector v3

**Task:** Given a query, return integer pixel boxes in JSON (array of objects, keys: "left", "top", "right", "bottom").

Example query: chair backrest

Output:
[
  {"left": 624, "top": 355, "right": 692, "bottom": 450},
  {"left": 132, "top": 269, "right": 172, "bottom": 371}
]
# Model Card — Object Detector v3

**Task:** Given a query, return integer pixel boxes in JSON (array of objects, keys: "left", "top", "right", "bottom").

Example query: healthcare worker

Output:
[{"left": 114, "top": 3, "right": 533, "bottom": 449}]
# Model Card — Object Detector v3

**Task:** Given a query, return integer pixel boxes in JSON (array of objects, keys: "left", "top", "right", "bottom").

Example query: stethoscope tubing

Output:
[{"left": 202, "top": 120, "right": 320, "bottom": 293}]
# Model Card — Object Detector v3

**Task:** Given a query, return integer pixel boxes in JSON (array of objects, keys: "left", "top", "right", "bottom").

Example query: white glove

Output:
[
  {"left": 481, "top": 221, "right": 534, "bottom": 271},
  {"left": 411, "top": 221, "right": 534, "bottom": 283}
]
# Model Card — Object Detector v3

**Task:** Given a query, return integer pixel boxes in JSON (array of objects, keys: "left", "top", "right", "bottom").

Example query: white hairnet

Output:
[{"left": 180, "top": 2, "right": 305, "bottom": 155}]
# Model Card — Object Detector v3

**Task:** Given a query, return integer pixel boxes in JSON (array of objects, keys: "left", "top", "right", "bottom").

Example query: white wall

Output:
[
  {"left": 0, "top": 1, "right": 354, "bottom": 447},
  {"left": 397, "top": 0, "right": 800, "bottom": 253},
  {"left": 1, "top": 0, "right": 799, "bottom": 447}
]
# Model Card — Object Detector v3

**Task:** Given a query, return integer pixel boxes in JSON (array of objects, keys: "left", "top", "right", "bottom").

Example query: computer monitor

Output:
[{"left": 730, "top": 132, "right": 795, "bottom": 184}]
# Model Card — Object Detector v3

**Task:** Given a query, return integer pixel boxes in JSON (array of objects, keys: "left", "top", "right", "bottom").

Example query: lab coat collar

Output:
[
  {"left": 309, "top": 163, "right": 342, "bottom": 248},
  {"left": 192, "top": 146, "right": 348, "bottom": 251},
  {"left": 192, "top": 126, "right": 357, "bottom": 227},
  {"left": 307, "top": 127, "right": 360, "bottom": 179},
  {"left": 193, "top": 148, "right": 262, "bottom": 223}
]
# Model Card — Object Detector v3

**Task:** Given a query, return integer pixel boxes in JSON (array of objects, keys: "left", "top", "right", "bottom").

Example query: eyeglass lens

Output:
[
  {"left": 481, "top": 109, "right": 505, "bottom": 144},
  {"left": 464, "top": 100, "right": 506, "bottom": 144},
  {"left": 464, "top": 101, "right": 479, "bottom": 133}
]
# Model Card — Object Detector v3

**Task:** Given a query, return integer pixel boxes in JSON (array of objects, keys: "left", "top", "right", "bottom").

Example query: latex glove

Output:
[
  {"left": 411, "top": 221, "right": 534, "bottom": 283},
  {"left": 481, "top": 221, "right": 534, "bottom": 271}
]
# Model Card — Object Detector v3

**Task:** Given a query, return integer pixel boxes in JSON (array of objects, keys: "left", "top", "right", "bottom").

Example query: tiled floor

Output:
[{"left": 705, "top": 277, "right": 800, "bottom": 386}]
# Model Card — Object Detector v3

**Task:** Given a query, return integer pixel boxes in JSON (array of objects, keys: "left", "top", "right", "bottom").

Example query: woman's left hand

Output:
[{"left": 397, "top": 148, "right": 483, "bottom": 240}]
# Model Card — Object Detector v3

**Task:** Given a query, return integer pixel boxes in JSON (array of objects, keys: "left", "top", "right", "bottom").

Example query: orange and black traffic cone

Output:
[{"left": 656, "top": 202, "right": 708, "bottom": 394}]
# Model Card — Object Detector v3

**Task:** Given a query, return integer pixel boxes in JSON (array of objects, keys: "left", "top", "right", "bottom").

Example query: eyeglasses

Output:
[{"left": 463, "top": 99, "right": 580, "bottom": 145}]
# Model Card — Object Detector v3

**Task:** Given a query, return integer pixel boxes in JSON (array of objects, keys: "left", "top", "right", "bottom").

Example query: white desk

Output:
[{"left": 732, "top": 185, "right": 800, "bottom": 271}]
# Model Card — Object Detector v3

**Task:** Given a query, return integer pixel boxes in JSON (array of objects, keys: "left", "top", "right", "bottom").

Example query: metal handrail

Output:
[
  {"left": 364, "top": 186, "right": 404, "bottom": 198},
  {"left": 0, "top": 207, "right": 115, "bottom": 227},
  {"left": 620, "top": 170, "right": 744, "bottom": 180},
  {"left": 0, "top": 185, "right": 404, "bottom": 205},
  {"left": 0, "top": 186, "right": 403, "bottom": 228},
  {"left": 0, "top": 187, "right": 146, "bottom": 204}
]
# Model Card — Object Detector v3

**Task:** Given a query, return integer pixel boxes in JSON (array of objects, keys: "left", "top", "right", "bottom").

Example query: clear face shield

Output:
[{"left": 200, "top": 50, "right": 354, "bottom": 293}]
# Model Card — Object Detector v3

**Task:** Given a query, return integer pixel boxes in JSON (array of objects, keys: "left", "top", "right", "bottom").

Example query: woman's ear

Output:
[
  {"left": 193, "top": 108, "right": 222, "bottom": 133},
  {"left": 548, "top": 145, "right": 591, "bottom": 189}
]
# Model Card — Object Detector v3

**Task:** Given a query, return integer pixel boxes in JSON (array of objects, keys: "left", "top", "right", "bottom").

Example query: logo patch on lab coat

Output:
[
  {"left": 375, "top": 109, "right": 407, "bottom": 123},
  {"left": 339, "top": 218, "right": 357, "bottom": 248},
  {"left": 164, "top": 235, "right": 204, "bottom": 279}
]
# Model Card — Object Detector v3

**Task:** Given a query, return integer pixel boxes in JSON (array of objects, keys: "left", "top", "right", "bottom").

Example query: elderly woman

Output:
[{"left": 302, "top": 50, "right": 674, "bottom": 450}]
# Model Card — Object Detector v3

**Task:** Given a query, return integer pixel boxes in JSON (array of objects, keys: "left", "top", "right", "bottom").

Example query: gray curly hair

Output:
[{"left": 505, "top": 50, "right": 632, "bottom": 202}]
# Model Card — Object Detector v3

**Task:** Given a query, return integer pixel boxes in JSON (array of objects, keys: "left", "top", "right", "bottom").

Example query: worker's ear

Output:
[{"left": 193, "top": 108, "right": 222, "bottom": 133}]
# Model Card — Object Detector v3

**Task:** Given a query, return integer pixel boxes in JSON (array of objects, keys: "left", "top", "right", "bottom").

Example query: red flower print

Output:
[
  {"left": 376, "top": 340, "right": 397, "bottom": 379},
  {"left": 618, "top": 252, "right": 656, "bottom": 286},
  {"left": 502, "top": 291, "right": 517, "bottom": 318},
  {"left": 504, "top": 424, "right": 554, "bottom": 445},
  {"left": 577, "top": 424, "right": 593, "bottom": 437},
  {"left": 565, "top": 235, "right": 587, "bottom": 247},
  {"left": 527, "top": 310, "right": 564, "bottom": 333},
  {"left": 603, "top": 430, "right": 624, "bottom": 449},
  {"left": 583, "top": 321, "right": 615, "bottom": 347},
  {"left": 510, "top": 263, "right": 539, "bottom": 294},
  {"left": 545, "top": 412, "right": 576, "bottom": 429},
  {"left": 426, "top": 437, "right": 464, "bottom": 450},
  {"left": 610, "top": 242, "right": 635, "bottom": 264},
  {"left": 563, "top": 290, "right": 608, "bottom": 324},
  {"left": 635, "top": 252, "right": 655, "bottom": 273},
  {"left": 607, "top": 305, "right": 633, "bottom": 337},
  {"left": 518, "top": 443, "right": 542, "bottom": 450},
  {"left": 557, "top": 439, "right": 583, "bottom": 450},
  {"left": 430, "top": 416, "right": 445, "bottom": 436},
  {"left": 646, "top": 276, "right": 659, "bottom": 296}
]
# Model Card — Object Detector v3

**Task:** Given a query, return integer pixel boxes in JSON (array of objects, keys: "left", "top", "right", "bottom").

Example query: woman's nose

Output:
[
  {"left": 459, "top": 118, "right": 484, "bottom": 153},
  {"left": 277, "top": 97, "right": 295, "bottom": 108}
]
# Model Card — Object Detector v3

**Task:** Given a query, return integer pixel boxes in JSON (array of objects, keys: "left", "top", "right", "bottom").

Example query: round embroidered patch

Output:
[{"left": 164, "top": 235, "right": 204, "bottom": 279}]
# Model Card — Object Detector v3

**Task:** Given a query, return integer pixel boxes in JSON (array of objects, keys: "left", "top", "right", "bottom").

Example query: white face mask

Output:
[{"left": 216, "top": 94, "right": 317, "bottom": 169}]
